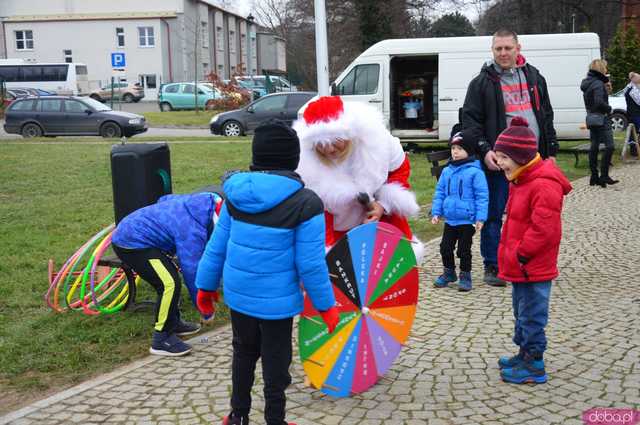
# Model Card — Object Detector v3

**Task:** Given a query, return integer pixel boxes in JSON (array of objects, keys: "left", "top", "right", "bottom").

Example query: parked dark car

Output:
[
  {"left": 210, "top": 91, "right": 316, "bottom": 137},
  {"left": 3, "top": 96, "right": 147, "bottom": 138}
]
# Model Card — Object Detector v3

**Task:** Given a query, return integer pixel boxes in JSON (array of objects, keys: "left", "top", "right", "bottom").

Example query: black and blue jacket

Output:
[{"left": 195, "top": 170, "right": 335, "bottom": 320}]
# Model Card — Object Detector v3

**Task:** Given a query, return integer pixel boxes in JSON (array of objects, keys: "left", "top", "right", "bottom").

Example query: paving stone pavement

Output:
[{"left": 2, "top": 163, "right": 640, "bottom": 425}]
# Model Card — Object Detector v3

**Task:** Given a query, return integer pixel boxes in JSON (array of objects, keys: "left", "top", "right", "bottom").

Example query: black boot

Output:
[{"left": 600, "top": 147, "right": 618, "bottom": 186}]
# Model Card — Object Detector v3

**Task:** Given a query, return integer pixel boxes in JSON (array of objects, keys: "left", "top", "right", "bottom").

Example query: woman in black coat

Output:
[{"left": 580, "top": 59, "right": 619, "bottom": 187}]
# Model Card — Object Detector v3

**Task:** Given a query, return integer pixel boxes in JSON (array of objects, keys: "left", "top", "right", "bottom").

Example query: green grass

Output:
[
  {"left": 0, "top": 138, "right": 598, "bottom": 412},
  {"left": 142, "top": 110, "right": 221, "bottom": 127}
]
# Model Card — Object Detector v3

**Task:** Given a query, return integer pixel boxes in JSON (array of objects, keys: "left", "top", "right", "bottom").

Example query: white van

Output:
[{"left": 328, "top": 33, "right": 601, "bottom": 142}]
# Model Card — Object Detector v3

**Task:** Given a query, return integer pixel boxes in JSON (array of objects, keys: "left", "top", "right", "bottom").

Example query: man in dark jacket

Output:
[{"left": 462, "top": 29, "right": 558, "bottom": 286}]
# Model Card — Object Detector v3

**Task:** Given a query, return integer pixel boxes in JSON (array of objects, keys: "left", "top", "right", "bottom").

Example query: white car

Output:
[{"left": 608, "top": 89, "right": 629, "bottom": 132}]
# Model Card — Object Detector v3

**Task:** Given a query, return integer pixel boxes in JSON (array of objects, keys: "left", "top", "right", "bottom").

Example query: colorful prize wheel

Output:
[{"left": 299, "top": 222, "right": 419, "bottom": 397}]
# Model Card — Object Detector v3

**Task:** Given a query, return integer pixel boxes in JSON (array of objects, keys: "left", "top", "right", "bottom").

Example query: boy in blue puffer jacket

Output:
[
  {"left": 431, "top": 131, "right": 489, "bottom": 291},
  {"left": 195, "top": 119, "right": 338, "bottom": 425}
]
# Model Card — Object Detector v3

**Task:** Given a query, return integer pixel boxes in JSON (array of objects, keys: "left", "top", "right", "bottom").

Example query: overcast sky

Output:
[{"left": 233, "top": 0, "right": 483, "bottom": 23}]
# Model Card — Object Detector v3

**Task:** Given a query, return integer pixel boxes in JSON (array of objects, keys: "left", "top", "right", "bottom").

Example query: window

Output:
[
  {"left": 9, "top": 99, "right": 36, "bottom": 111},
  {"left": 63, "top": 49, "right": 72, "bottom": 63},
  {"left": 163, "top": 84, "right": 179, "bottom": 93},
  {"left": 252, "top": 94, "right": 287, "bottom": 112},
  {"left": 287, "top": 94, "right": 314, "bottom": 110},
  {"left": 201, "top": 22, "right": 208, "bottom": 48},
  {"left": 116, "top": 27, "right": 125, "bottom": 47},
  {"left": 229, "top": 30, "right": 235, "bottom": 54},
  {"left": 336, "top": 64, "right": 379, "bottom": 95},
  {"left": 41, "top": 65, "right": 68, "bottom": 82},
  {"left": 75, "top": 65, "right": 88, "bottom": 75},
  {"left": 15, "top": 30, "right": 34, "bottom": 50},
  {"left": 138, "top": 27, "right": 155, "bottom": 47},
  {"left": 0, "top": 66, "right": 20, "bottom": 82},
  {"left": 216, "top": 26, "right": 223, "bottom": 51},
  {"left": 39, "top": 99, "right": 63, "bottom": 112},
  {"left": 145, "top": 75, "right": 156, "bottom": 89},
  {"left": 64, "top": 100, "right": 86, "bottom": 113},
  {"left": 21, "top": 66, "right": 42, "bottom": 82},
  {"left": 182, "top": 84, "right": 194, "bottom": 94}
]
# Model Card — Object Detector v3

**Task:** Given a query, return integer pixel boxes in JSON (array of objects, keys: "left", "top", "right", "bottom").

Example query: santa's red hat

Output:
[{"left": 294, "top": 96, "right": 379, "bottom": 147}]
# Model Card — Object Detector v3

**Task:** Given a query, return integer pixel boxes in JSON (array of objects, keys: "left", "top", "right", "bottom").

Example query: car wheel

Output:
[
  {"left": 22, "top": 123, "right": 43, "bottom": 138},
  {"left": 610, "top": 113, "right": 628, "bottom": 132},
  {"left": 222, "top": 120, "right": 243, "bottom": 137},
  {"left": 160, "top": 102, "right": 173, "bottom": 112},
  {"left": 122, "top": 93, "right": 134, "bottom": 103},
  {"left": 100, "top": 122, "right": 122, "bottom": 138},
  {"left": 89, "top": 94, "right": 103, "bottom": 102}
]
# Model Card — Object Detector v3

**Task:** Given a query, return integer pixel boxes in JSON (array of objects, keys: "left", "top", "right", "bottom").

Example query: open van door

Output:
[{"left": 333, "top": 61, "right": 386, "bottom": 119}]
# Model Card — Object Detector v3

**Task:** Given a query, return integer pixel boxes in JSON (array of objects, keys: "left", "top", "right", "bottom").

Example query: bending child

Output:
[{"left": 112, "top": 191, "right": 223, "bottom": 357}]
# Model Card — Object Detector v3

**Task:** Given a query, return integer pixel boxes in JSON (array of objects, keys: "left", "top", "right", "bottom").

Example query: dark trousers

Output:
[
  {"left": 480, "top": 171, "right": 509, "bottom": 267},
  {"left": 589, "top": 125, "right": 615, "bottom": 178},
  {"left": 230, "top": 309, "right": 293, "bottom": 425},
  {"left": 440, "top": 223, "right": 476, "bottom": 272},
  {"left": 512, "top": 281, "right": 552, "bottom": 356},
  {"left": 112, "top": 245, "right": 181, "bottom": 333}
]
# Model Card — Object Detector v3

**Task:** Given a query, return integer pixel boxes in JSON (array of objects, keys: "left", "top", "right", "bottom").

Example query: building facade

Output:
[{"left": 0, "top": 0, "right": 285, "bottom": 100}]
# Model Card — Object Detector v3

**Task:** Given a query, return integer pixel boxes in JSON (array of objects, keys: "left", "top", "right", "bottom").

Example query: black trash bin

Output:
[{"left": 110, "top": 143, "right": 172, "bottom": 223}]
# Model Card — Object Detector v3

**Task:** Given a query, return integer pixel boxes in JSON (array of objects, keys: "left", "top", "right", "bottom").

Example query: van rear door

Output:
[{"left": 333, "top": 61, "right": 385, "bottom": 117}]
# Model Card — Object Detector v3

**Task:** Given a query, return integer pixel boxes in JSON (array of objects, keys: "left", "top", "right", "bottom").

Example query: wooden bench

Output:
[
  {"left": 426, "top": 149, "right": 451, "bottom": 180},
  {"left": 571, "top": 143, "right": 605, "bottom": 167},
  {"left": 98, "top": 255, "right": 154, "bottom": 311}
]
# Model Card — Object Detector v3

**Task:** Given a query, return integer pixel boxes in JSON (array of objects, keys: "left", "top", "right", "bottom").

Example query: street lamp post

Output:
[
  {"left": 314, "top": 0, "right": 330, "bottom": 96},
  {"left": 246, "top": 13, "right": 255, "bottom": 102}
]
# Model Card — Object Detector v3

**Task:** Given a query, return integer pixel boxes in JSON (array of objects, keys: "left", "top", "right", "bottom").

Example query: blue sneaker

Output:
[
  {"left": 458, "top": 271, "right": 472, "bottom": 291},
  {"left": 434, "top": 268, "right": 457, "bottom": 288},
  {"left": 149, "top": 331, "right": 192, "bottom": 357},
  {"left": 498, "top": 349, "right": 524, "bottom": 369},
  {"left": 175, "top": 319, "right": 201, "bottom": 336},
  {"left": 501, "top": 355, "right": 547, "bottom": 384}
]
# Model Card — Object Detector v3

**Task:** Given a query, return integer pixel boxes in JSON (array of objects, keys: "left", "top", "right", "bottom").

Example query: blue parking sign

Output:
[{"left": 111, "top": 53, "right": 126, "bottom": 68}]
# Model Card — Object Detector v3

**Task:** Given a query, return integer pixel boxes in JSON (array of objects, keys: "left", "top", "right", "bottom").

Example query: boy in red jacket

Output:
[{"left": 493, "top": 117, "right": 572, "bottom": 384}]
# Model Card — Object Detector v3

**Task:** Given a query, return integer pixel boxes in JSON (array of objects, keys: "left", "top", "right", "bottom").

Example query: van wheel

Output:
[
  {"left": 222, "top": 120, "right": 243, "bottom": 137},
  {"left": 122, "top": 93, "right": 134, "bottom": 103},
  {"left": 610, "top": 113, "right": 628, "bottom": 132},
  {"left": 101, "top": 122, "right": 122, "bottom": 138},
  {"left": 160, "top": 102, "right": 173, "bottom": 112},
  {"left": 22, "top": 123, "right": 43, "bottom": 138}
]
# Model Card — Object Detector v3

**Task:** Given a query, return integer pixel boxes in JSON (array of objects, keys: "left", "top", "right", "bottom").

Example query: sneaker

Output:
[
  {"left": 484, "top": 264, "right": 507, "bottom": 287},
  {"left": 149, "top": 331, "right": 192, "bottom": 357},
  {"left": 498, "top": 349, "right": 524, "bottom": 369},
  {"left": 175, "top": 319, "right": 201, "bottom": 336},
  {"left": 222, "top": 413, "right": 249, "bottom": 425},
  {"left": 434, "top": 268, "right": 457, "bottom": 288},
  {"left": 501, "top": 354, "right": 547, "bottom": 384},
  {"left": 458, "top": 271, "right": 472, "bottom": 292}
]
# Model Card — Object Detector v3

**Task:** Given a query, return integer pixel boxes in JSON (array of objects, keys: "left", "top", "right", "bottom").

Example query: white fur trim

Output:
[
  {"left": 412, "top": 236, "right": 424, "bottom": 264},
  {"left": 375, "top": 183, "right": 420, "bottom": 218}
]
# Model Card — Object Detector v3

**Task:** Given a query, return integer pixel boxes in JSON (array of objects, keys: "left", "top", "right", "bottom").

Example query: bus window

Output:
[
  {"left": 75, "top": 65, "right": 88, "bottom": 75},
  {"left": 42, "top": 65, "right": 68, "bottom": 81},
  {"left": 0, "top": 66, "right": 20, "bottom": 82},
  {"left": 22, "top": 66, "right": 43, "bottom": 82}
]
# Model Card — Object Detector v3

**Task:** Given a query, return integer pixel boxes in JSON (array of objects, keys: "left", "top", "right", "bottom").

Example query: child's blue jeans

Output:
[{"left": 512, "top": 281, "right": 552, "bottom": 356}]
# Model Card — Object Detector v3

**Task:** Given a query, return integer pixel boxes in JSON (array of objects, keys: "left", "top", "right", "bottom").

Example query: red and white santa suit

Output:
[{"left": 293, "top": 96, "right": 423, "bottom": 261}]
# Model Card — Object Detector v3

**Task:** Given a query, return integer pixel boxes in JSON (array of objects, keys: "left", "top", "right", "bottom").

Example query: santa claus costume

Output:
[{"left": 293, "top": 96, "right": 423, "bottom": 260}]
